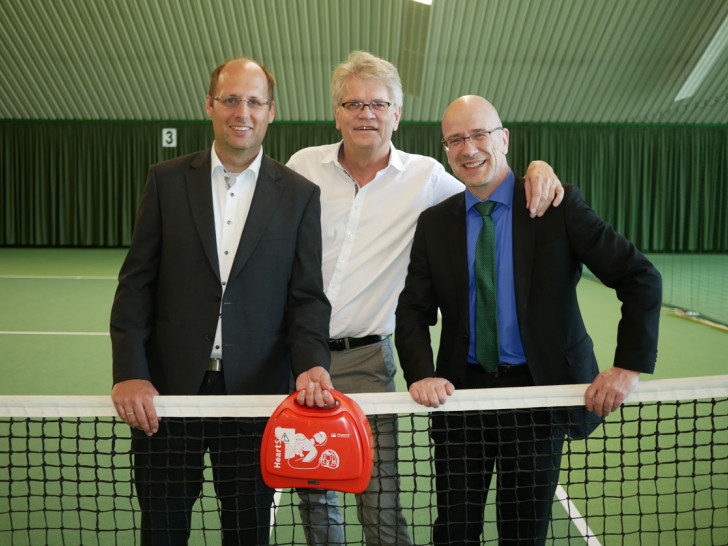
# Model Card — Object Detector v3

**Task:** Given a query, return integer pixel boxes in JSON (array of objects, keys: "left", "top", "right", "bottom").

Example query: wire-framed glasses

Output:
[{"left": 441, "top": 127, "right": 503, "bottom": 150}]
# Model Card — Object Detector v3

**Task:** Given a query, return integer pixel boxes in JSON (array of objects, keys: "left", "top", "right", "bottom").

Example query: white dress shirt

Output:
[
  {"left": 287, "top": 141, "right": 462, "bottom": 338},
  {"left": 209, "top": 144, "right": 262, "bottom": 359}
]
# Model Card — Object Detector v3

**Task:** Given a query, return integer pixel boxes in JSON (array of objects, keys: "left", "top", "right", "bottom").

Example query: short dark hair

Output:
[{"left": 208, "top": 57, "right": 276, "bottom": 102}]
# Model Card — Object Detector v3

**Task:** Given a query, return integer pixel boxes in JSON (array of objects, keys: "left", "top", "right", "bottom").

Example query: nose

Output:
[
  {"left": 357, "top": 104, "right": 376, "bottom": 117},
  {"left": 232, "top": 101, "right": 252, "bottom": 116},
  {"left": 460, "top": 136, "right": 479, "bottom": 154}
]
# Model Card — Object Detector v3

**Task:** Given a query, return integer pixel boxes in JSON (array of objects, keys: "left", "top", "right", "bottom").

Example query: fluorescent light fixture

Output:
[
  {"left": 411, "top": 0, "right": 432, "bottom": 4},
  {"left": 675, "top": 13, "right": 728, "bottom": 101}
]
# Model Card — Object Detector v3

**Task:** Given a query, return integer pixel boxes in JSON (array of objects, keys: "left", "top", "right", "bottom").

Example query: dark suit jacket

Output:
[
  {"left": 396, "top": 176, "right": 661, "bottom": 394},
  {"left": 110, "top": 149, "right": 331, "bottom": 396}
]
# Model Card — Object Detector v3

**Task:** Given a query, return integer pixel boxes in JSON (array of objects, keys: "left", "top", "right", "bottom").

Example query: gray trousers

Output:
[{"left": 297, "top": 338, "right": 412, "bottom": 545}]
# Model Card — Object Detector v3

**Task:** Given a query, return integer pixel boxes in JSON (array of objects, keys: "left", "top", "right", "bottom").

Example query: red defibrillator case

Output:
[{"left": 261, "top": 390, "right": 373, "bottom": 493}]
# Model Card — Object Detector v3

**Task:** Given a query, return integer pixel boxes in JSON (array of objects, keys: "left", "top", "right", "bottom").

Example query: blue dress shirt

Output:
[{"left": 465, "top": 170, "right": 526, "bottom": 366}]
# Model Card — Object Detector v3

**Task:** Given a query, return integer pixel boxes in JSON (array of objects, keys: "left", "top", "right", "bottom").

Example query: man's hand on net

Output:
[
  {"left": 111, "top": 379, "right": 160, "bottom": 436},
  {"left": 585, "top": 367, "right": 640, "bottom": 417},
  {"left": 409, "top": 378, "right": 455, "bottom": 408}
]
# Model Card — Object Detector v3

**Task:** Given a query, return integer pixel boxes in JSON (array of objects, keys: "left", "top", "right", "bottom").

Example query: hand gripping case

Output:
[{"left": 261, "top": 390, "right": 373, "bottom": 493}]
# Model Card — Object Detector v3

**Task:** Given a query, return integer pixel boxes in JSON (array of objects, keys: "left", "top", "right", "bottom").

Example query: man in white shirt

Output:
[{"left": 286, "top": 51, "right": 563, "bottom": 545}]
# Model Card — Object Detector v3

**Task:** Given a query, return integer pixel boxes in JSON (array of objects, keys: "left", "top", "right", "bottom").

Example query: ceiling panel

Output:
[{"left": 1, "top": 0, "right": 727, "bottom": 124}]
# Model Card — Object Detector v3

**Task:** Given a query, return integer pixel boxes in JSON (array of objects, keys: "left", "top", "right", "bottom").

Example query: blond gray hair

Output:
[{"left": 330, "top": 51, "right": 403, "bottom": 108}]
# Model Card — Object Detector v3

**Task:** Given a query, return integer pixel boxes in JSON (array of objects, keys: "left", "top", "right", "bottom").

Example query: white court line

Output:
[
  {"left": 556, "top": 484, "right": 601, "bottom": 545},
  {"left": 267, "top": 484, "right": 600, "bottom": 542},
  {"left": 1, "top": 276, "right": 114, "bottom": 336},
  {"left": 270, "top": 489, "right": 282, "bottom": 536},
  {"left": 0, "top": 275, "right": 116, "bottom": 280},
  {"left": 0, "top": 331, "right": 108, "bottom": 336}
]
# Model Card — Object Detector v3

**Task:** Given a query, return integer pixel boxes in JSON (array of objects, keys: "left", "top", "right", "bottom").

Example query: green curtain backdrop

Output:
[{"left": 1, "top": 120, "right": 726, "bottom": 251}]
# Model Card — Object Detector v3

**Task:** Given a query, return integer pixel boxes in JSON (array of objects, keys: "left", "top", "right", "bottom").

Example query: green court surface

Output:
[
  {"left": 1, "top": 248, "right": 725, "bottom": 395},
  {"left": 1, "top": 248, "right": 727, "bottom": 544}
]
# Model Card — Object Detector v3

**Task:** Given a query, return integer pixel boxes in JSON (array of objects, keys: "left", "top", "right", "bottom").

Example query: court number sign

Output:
[{"left": 162, "top": 128, "right": 177, "bottom": 148}]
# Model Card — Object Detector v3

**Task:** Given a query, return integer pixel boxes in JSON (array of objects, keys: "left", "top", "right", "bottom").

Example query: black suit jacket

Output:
[
  {"left": 110, "top": 149, "right": 331, "bottom": 395},
  {"left": 396, "top": 177, "right": 661, "bottom": 393}
]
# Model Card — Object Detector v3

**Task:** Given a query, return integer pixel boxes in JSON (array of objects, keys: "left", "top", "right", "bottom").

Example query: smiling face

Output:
[
  {"left": 334, "top": 77, "right": 401, "bottom": 160},
  {"left": 205, "top": 59, "right": 275, "bottom": 172},
  {"left": 441, "top": 96, "right": 510, "bottom": 199}
]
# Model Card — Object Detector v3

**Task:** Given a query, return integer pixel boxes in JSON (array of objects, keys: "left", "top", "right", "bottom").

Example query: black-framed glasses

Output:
[
  {"left": 212, "top": 96, "right": 272, "bottom": 111},
  {"left": 340, "top": 101, "right": 393, "bottom": 112},
  {"left": 441, "top": 127, "right": 503, "bottom": 151}
]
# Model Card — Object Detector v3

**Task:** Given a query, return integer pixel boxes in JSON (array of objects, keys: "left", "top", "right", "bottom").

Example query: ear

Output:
[
  {"left": 268, "top": 100, "right": 276, "bottom": 123},
  {"left": 334, "top": 105, "right": 342, "bottom": 131},
  {"left": 392, "top": 105, "right": 402, "bottom": 131},
  {"left": 205, "top": 96, "right": 214, "bottom": 119},
  {"left": 501, "top": 127, "right": 510, "bottom": 155}
]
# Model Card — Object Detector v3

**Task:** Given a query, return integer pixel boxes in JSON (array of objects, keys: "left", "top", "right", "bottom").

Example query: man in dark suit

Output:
[
  {"left": 395, "top": 95, "right": 662, "bottom": 545},
  {"left": 110, "top": 57, "right": 334, "bottom": 545}
]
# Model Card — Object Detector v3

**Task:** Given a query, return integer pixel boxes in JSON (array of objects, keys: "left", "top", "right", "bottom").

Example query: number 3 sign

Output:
[{"left": 162, "top": 128, "right": 177, "bottom": 148}]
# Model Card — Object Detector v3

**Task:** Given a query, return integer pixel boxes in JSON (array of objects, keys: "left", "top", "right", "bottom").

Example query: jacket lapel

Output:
[
  {"left": 511, "top": 177, "right": 535, "bottom": 328},
  {"left": 445, "top": 194, "right": 471, "bottom": 334},
  {"left": 228, "top": 154, "right": 282, "bottom": 281},
  {"left": 186, "top": 149, "right": 220, "bottom": 280}
]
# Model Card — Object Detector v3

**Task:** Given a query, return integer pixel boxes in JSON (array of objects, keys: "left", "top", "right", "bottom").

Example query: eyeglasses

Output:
[
  {"left": 212, "top": 96, "right": 272, "bottom": 111},
  {"left": 441, "top": 127, "right": 503, "bottom": 151},
  {"left": 340, "top": 101, "right": 393, "bottom": 112}
]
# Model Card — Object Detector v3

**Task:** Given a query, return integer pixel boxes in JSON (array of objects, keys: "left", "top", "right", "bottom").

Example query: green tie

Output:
[{"left": 474, "top": 201, "right": 499, "bottom": 372}]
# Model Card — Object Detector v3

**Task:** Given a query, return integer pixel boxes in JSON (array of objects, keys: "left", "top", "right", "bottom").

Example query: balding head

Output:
[
  {"left": 442, "top": 95, "right": 502, "bottom": 133},
  {"left": 208, "top": 57, "right": 276, "bottom": 102},
  {"left": 441, "top": 95, "right": 510, "bottom": 199}
]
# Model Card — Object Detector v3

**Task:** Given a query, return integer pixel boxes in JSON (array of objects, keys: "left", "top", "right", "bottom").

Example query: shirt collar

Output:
[
  {"left": 325, "top": 141, "right": 405, "bottom": 173},
  {"left": 210, "top": 143, "right": 264, "bottom": 180},
  {"left": 465, "top": 169, "right": 515, "bottom": 211}
]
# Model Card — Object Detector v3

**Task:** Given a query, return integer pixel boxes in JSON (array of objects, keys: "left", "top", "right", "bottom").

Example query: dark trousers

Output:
[
  {"left": 131, "top": 372, "right": 274, "bottom": 545},
  {"left": 431, "top": 365, "right": 565, "bottom": 546}
]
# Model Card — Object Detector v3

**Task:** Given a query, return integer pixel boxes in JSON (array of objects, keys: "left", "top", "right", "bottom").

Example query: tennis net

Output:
[
  {"left": 1, "top": 376, "right": 727, "bottom": 545},
  {"left": 646, "top": 253, "right": 728, "bottom": 328}
]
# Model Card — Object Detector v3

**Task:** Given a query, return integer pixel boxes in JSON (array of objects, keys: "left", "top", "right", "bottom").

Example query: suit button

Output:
[{"left": 205, "top": 334, "right": 214, "bottom": 342}]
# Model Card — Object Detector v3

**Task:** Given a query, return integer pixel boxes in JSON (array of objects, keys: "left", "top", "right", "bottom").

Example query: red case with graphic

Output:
[{"left": 260, "top": 390, "right": 373, "bottom": 493}]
